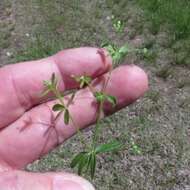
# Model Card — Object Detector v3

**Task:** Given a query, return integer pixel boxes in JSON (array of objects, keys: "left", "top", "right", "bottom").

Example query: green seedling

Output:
[
  {"left": 71, "top": 140, "right": 123, "bottom": 178},
  {"left": 130, "top": 139, "right": 142, "bottom": 155},
  {"left": 42, "top": 73, "right": 58, "bottom": 97},
  {"left": 72, "top": 74, "right": 92, "bottom": 88},
  {"left": 94, "top": 92, "right": 117, "bottom": 107},
  {"left": 41, "top": 45, "right": 131, "bottom": 179},
  {"left": 52, "top": 104, "right": 70, "bottom": 124},
  {"left": 101, "top": 43, "right": 130, "bottom": 65},
  {"left": 135, "top": 47, "right": 148, "bottom": 56},
  {"left": 112, "top": 15, "right": 124, "bottom": 33},
  {"left": 42, "top": 73, "right": 71, "bottom": 125},
  {"left": 142, "top": 47, "right": 148, "bottom": 55}
]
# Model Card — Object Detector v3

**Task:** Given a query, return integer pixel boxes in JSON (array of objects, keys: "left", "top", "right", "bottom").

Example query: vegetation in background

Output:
[
  {"left": 137, "top": 0, "right": 190, "bottom": 40},
  {"left": 105, "top": 0, "right": 190, "bottom": 66},
  {"left": 137, "top": 0, "right": 190, "bottom": 66},
  {"left": 15, "top": 35, "right": 64, "bottom": 61}
]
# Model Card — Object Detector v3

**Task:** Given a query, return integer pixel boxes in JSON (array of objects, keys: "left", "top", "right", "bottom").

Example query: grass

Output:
[
  {"left": 14, "top": 0, "right": 190, "bottom": 66},
  {"left": 0, "top": 0, "right": 13, "bottom": 50},
  {"left": 136, "top": 0, "right": 190, "bottom": 66},
  {"left": 177, "top": 79, "right": 190, "bottom": 89},
  {"left": 14, "top": 0, "right": 108, "bottom": 63},
  {"left": 0, "top": 32, "right": 11, "bottom": 49},
  {"left": 146, "top": 90, "right": 160, "bottom": 103},
  {"left": 15, "top": 35, "right": 64, "bottom": 62},
  {"left": 172, "top": 39, "right": 190, "bottom": 66},
  {"left": 179, "top": 98, "right": 190, "bottom": 108},
  {"left": 104, "top": 0, "right": 190, "bottom": 66},
  {"left": 137, "top": 0, "right": 190, "bottom": 40},
  {"left": 156, "top": 66, "right": 173, "bottom": 80}
]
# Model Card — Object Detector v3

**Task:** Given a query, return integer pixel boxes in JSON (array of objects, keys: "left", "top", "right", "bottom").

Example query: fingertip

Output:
[
  {"left": 55, "top": 47, "right": 112, "bottom": 75},
  {"left": 124, "top": 64, "right": 149, "bottom": 97},
  {"left": 105, "top": 64, "right": 148, "bottom": 111},
  {"left": 52, "top": 173, "right": 95, "bottom": 190},
  {"left": 97, "top": 47, "right": 113, "bottom": 71}
]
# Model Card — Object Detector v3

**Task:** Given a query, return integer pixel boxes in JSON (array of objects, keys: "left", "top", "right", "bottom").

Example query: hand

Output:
[{"left": 0, "top": 47, "right": 148, "bottom": 190}]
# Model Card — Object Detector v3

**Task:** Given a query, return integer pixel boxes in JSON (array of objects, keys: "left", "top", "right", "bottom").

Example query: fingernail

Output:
[{"left": 53, "top": 175, "right": 95, "bottom": 190}]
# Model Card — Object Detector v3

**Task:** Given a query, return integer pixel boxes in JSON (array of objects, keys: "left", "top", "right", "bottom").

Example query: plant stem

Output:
[
  {"left": 69, "top": 115, "right": 89, "bottom": 149},
  {"left": 52, "top": 88, "right": 88, "bottom": 149},
  {"left": 91, "top": 68, "right": 112, "bottom": 150},
  {"left": 54, "top": 88, "right": 65, "bottom": 106},
  {"left": 92, "top": 100, "right": 103, "bottom": 149}
]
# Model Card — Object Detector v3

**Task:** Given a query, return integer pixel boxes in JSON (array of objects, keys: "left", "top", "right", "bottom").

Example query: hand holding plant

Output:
[{"left": 0, "top": 47, "right": 148, "bottom": 189}]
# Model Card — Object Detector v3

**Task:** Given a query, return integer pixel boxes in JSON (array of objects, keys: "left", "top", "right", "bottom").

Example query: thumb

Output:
[{"left": 0, "top": 170, "right": 95, "bottom": 190}]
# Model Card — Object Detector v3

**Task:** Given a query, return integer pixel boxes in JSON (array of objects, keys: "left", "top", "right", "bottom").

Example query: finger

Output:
[
  {"left": 0, "top": 65, "right": 148, "bottom": 169},
  {"left": 0, "top": 47, "right": 111, "bottom": 128},
  {"left": 0, "top": 170, "right": 94, "bottom": 190}
]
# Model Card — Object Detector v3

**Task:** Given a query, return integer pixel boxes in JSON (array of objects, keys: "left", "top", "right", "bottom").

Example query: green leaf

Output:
[
  {"left": 64, "top": 109, "right": 70, "bottom": 125},
  {"left": 131, "top": 142, "right": 142, "bottom": 155},
  {"left": 113, "top": 44, "right": 129, "bottom": 64},
  {"left": 43, "top": 80, "right": 51, "bottom": 88},
  {"left": 101, "top": 43, "right": 129, "bottom": 65},
  {"left": 78, "top": 153, "right": 89, "bottom": 175},
  {"left": 86, "top": 153, "right": 92, "bottom": 172},
  {"left": 113, "top": 21, "right": 122, "bottom": 32},
  {"left": 43, "top": 73, "right": 58, "bottom": 92},
  {"left": 102, "top": 44, "right": 117, "bottom": 58},
  {"left": 112, "top": 19, "right": 124, "bottom": 33},
  {"left": 113, "top": 52, "right": 121, "bottom": 62},
  {"left": 72, "top": 75, "right": 92, "bottom": 88},
  {"left": 79, "top": 80, "right": 85, "bottom": 88},
  {"left": 51, "top": 73, "right": 56, "bottom": 84},
  {"left": 95, "top": 140, "right": 123, "bottom": 154},
  {"left": 41, "top": 89, "right": 50, "bottom": 97},
  {"left": 71, "top": 152, "right": 98, "bottom": 179},
  {"left": 83, "top": 76, "right": 92, "bottom": 86},
  {"left": 90, "top": 154, "right": 96, "bottom": 179},
  {"left": 70, "top": 152, "right": 86, "bottom": 168},
  {"left": 94, "top": 92, "right": 106, "bottom": 103},
  {"left": 106, "top": 95, "right": 117, "bottom": 107},
  {"left": 119, "top": 44, "right": 129, "bottom": 55},
  {"left": 52, "top": 104, "right": 65, "bottom": 111},
  {"left": 143, "top": 48, "right": 148, "bottom": 55}
]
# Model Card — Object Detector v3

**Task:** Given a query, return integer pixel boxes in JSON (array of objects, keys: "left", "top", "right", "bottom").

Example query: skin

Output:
[{"left": 0, "top": 47, "right": 148, "bottom": 190}]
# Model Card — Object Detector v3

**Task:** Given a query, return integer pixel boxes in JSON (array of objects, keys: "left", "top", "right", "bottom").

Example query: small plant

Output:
[
  {"left": 41, "top": 46, "right": 129, "bottom": 179},
  {"left": 130, "top": 139, "right": 142, "bottom": 155},
  {"left": 112, "top": 15, "right": 124, "bottom": 33},
  {"left": 101, "top": 43, "right": 150, "bottom": 65},
  {"left": 101, "top": 43, "right": 130, "bottom": 65}
]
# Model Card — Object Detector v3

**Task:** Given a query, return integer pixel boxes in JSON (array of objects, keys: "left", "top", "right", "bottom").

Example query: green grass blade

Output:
[{"left": 106, "top": 95, "right": 117, "bottom": 107}]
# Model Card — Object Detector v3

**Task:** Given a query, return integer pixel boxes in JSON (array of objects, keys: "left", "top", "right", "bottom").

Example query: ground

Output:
[{"left": 0, "top": 0, "right": 190, "bottom": 189}]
